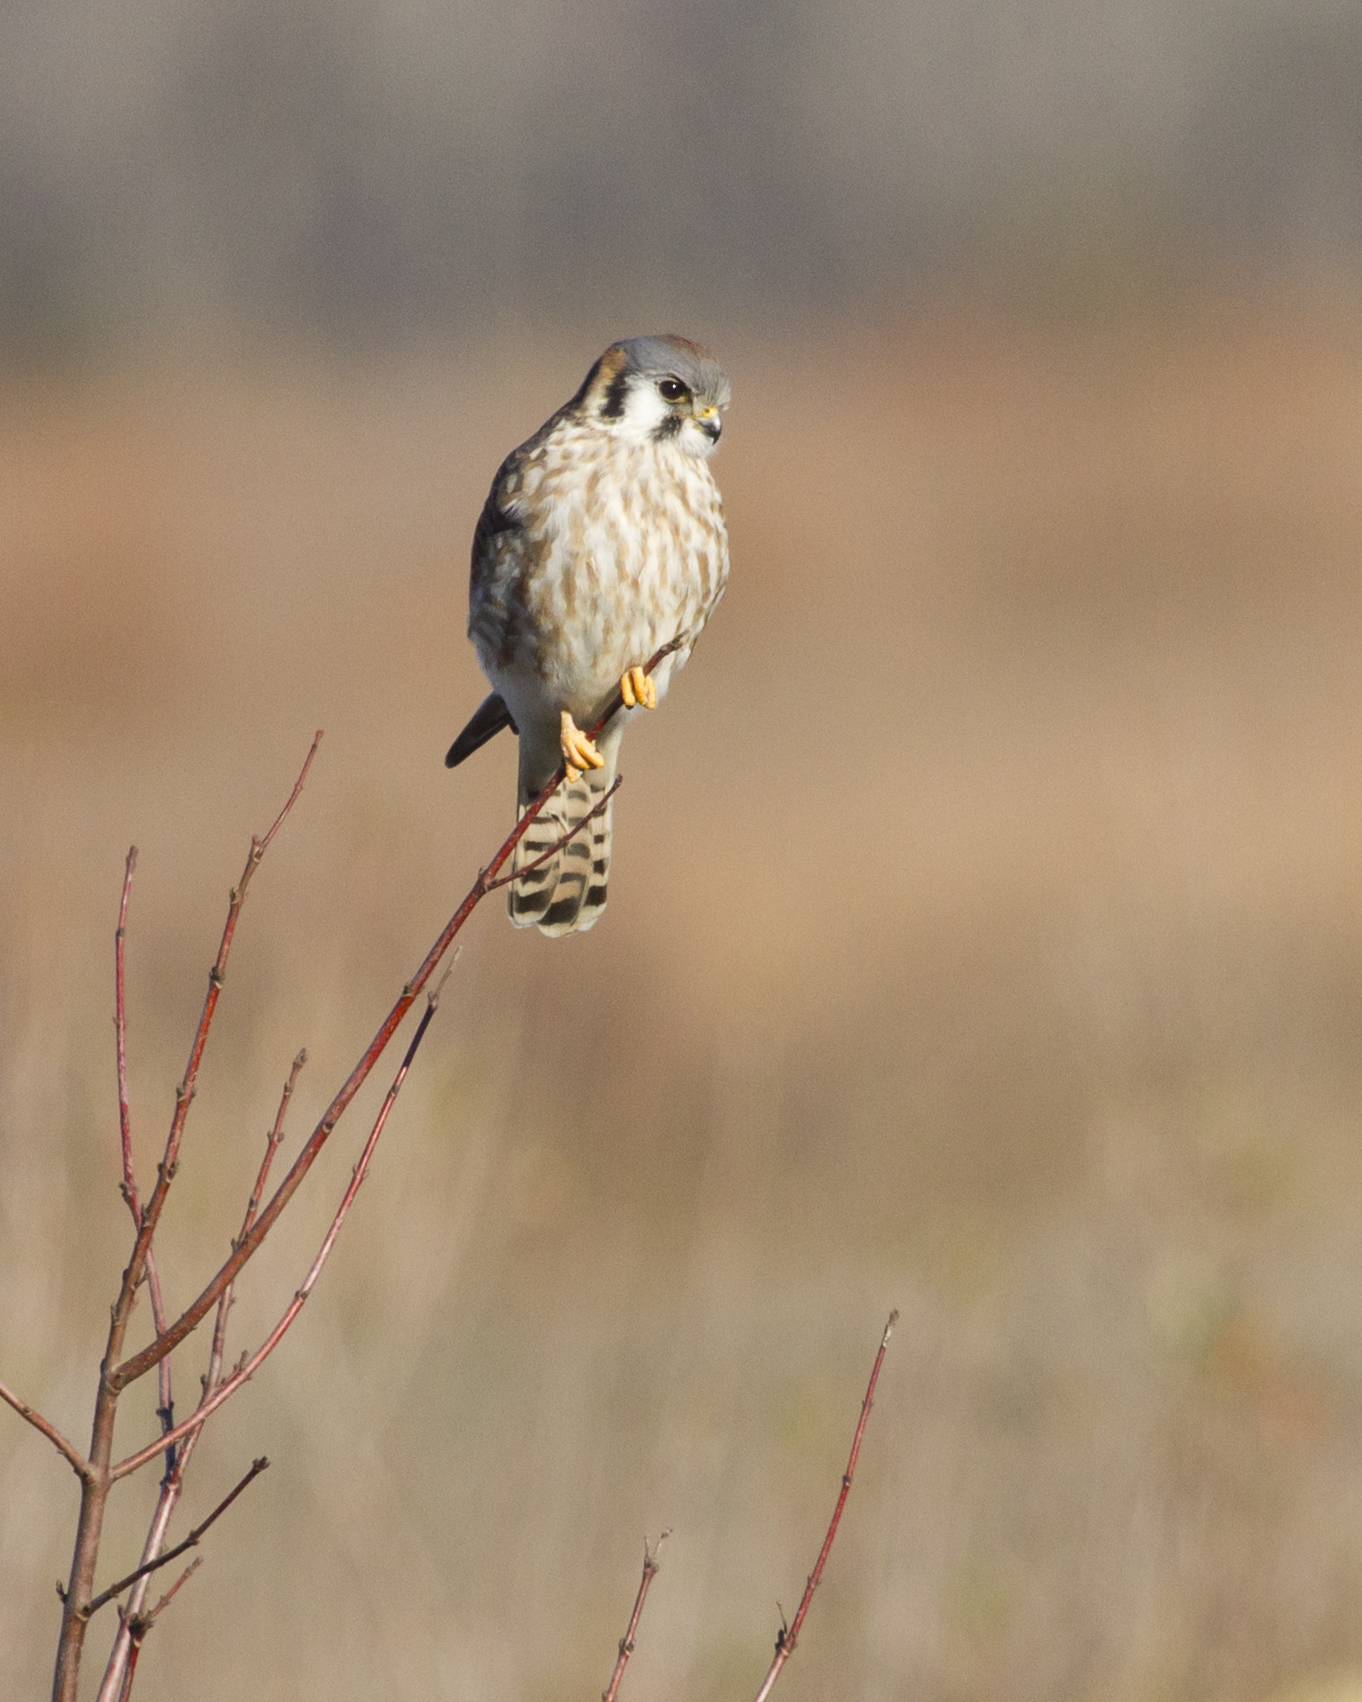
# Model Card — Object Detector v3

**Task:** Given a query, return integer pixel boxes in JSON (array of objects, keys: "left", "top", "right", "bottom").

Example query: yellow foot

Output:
[
  {"left": 560, "top": 710, "right": 604, "bottom": 783},
  {"left": 620, "top": 665, "right": 658, "bottom": 711}
]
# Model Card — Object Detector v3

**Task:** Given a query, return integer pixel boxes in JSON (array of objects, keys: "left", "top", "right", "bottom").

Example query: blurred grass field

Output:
[{"left": 4, "top": 287, "right": 1362, "bottom": 1701}]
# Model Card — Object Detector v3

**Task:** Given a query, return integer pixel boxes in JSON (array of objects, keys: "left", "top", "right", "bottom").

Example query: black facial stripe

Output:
[
  {"left": 566, "top": 355, "right": 604, "bottom": 412},
  {"left": 652, "top": 414, "right": 684, "bottom": 441},
  {"left": 599, "top": 367, "right": 631, "bottom": 419}
]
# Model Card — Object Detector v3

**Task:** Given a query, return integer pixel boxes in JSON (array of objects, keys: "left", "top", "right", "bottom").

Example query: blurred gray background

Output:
[
  {"left": 2, "top": 0, "right": 1362, "bottom": 352},
  {"left": 5, "top": 5, "right": 1362, "bottom": 1702}
]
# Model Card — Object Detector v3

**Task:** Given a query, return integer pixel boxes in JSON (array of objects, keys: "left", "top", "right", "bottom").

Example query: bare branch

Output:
[
  {"left": 243, "top": 1051, "right": 308, "bottom": 1243},
  {"left": 602, "top": 1532, "right": 669, "bottom": 1702},
  {"left": 83, "top": 1459, "right": 269, "bottom": 1618},
  {"left": 142, "top": 1556, "right": 203, "bottom": 1626},
  {"left": 112, "top": 991, "right": 442, "bottom": 1477},
  {"left": 115, "top": 847, "right": 138, "bottom": 1211},
  {"left": 54, "top": 740, "right": 323, "bottom": 1702},
  {"left": 118, "top": 731, "right": 323, "bottom": 1310},
  {"left": 111, "top": 646, "right": 677, "bottom": 1394},
  {"left": 115, "top": 1556, "right": 204, "bottom": 1701},
  {"left": 750, "top": 1311, "right": 898, "bottom": 1702},
  {"left": 206, "top": 1047, "right": 308, "bottom": 1385},
  {"left": 112, "top": 844, "right": 178, "bottom": 1476},
  {"left": 0, "top": 1380, "right": 90, "bottom": 1479}
]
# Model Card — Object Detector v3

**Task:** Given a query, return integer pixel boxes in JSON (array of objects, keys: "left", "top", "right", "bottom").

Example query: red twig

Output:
[
  {"left": 113, "top": 987, "right": 444, "bottom": 1477},
  {"left": 0, "top": 1380, "right": 89, "bottom": 1478},
  {"left": 53, "top": 643, "right": 677, "bottom": 1697},
  {"left": 142, "top": 1556, "right": 203, "bottom": 1625},
  {"left": 111, "top": 648, "right": 676, "bottom": 1394},
  {"left": 94, "top": 1063, "right": 304, "bottom": 1702},
  {"left": 115, "top": 848, "right": 138, "bottom": 1207},
  {"left": 483, "top": 775, "right": 624, "bottom": 893},
  {"left": 53, "top": 737, "right": 322, "bottom": 1702},
  {"left": 93, "top": 1055, "right": 302, "bottom": 1702},
  {"left": 119, "top": 1555, "right": 204, "bottom": 1691},
  {"left": 602, "top": 1533, "right": 669, "bottom": 1702},
  {"left": 122, "top": 731, "right": 323, "bottom": 1304},
  {"left": 750, "top": 1312, "right": 898, "bottom": 1702},
  {"left": 83, "top": 1458, "right": 269, "bottom": 1618},
  {"left": 207, "top": 1049, "right": 308, "bottom": 1382},
  {"left": 113, "top": 846, "right": 176, "bottom": 1475}
]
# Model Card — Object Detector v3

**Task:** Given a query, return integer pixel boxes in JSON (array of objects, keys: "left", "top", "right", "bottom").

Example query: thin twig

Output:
[
  {"left": 484, "top": 775, "right": 624, "bottom": 892},
  {"left": 0, "top": 1380, "right": 90, "bottom": 1478},
  {"left": 750, "top": 1312, "right": 899, "bottom": 1702},
  {"left": 94, "top": 1043, "right": 303, "bottom": 1702},
  {"left": 111, "top": 647, "right": 676, "bottom": 1395},
  {"left": 115, "top": 848, "right": 138, "bottom": 1208},
  {"left": 209, "top": 1049, "right": 308, "bottom": 1379},
  {"left": 602, "top": 1532, "right": 669, "bottom": 1702},
  {"left": 113, "top": 989, "right": 444, "bottom": 1477},
  {"left": 142, "top": 1556, "right": 203, "bottom": 1625},
  {"left": 119, "top": 732, "right": 323, "bottom": 1311},
  {"left": 118, "top": 1555, "right": 204, "bottom": 1693},
  {"left": 112, "top": 845, "right": 177, "bottom": 1477},
  {"left": 53, "top": 738, "right": 323, "bottom": 1702},
  {"left": 83, "top": 1458, "right": 269, "bottom": 1618}
]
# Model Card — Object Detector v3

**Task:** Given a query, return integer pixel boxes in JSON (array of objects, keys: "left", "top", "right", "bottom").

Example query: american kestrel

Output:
[{"left": 445, "top": 335, "right": 731, "bottom": 936}]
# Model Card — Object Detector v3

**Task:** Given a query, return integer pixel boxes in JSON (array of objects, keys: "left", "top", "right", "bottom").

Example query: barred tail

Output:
[{"left": 508, "top": 755, "right": 615, "bottom": 937}]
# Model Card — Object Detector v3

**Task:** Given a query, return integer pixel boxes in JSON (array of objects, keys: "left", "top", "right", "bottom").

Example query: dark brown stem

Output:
[
  {"left": 750, "top": 1312, "right": 898, "bottom": 1702},
  {"left": 602, "top": 1532, "right": 669, "bottom": 1702},
  {"left": 83, "top": 1458, "right": 269, "bottom": 1618}
]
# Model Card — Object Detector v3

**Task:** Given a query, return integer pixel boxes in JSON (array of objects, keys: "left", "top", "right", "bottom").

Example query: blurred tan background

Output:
[{"left": 5, "top": 4, "right": 1362, "bottom": 1701}]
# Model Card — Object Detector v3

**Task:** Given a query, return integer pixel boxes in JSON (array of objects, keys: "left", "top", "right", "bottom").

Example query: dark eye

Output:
[{"left": 658, "top": 378, "right": 690, "bottom": 403}]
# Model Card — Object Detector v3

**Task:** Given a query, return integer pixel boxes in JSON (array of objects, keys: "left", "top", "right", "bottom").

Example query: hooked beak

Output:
[{"left": 696, "top": 406, "right": 722, "bottom": 442}]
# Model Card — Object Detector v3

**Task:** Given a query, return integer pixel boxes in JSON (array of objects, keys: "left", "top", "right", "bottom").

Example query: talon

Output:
[
  {"left": 560, "top": 710, "right": 603, "bottom": 778},
  {"left": 621, "top": 666, "right": 657, "bottom": 711}
]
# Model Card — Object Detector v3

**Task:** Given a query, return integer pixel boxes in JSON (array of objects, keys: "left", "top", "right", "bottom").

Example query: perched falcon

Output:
[{"left": 445, "top": 335, "right": 731, "bottom": 936}]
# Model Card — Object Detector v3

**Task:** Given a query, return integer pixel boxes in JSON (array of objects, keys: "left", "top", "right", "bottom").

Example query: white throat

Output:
[{"left": 614, "top": 381, "right": 717, "bottom": 459}]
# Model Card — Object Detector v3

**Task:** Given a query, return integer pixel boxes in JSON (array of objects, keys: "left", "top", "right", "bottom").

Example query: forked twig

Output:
[
  {"left": 602, "top": 1532, "right": 670, "bottom": 1702},
  {"left": 83, "top": 1458, "right": 270, "bottom": 1617},
  {"left": 113, "top": 985, "right": 446, "bottom": 1477},
  {"left": 750, "top": 1312, "right": 899, "bottom": 1702},
  {"left": 52, "top": 734, "right": 324, "bottom": 1702},
  {"left": 110, "top": 645, "right": 679, "bottom": 1395},
  {"left": 23, "top": 642, "right": 683, "bottom": 1702},
  {"left": 116, "top": 1556, "right": 204, "bottom": 1700}
]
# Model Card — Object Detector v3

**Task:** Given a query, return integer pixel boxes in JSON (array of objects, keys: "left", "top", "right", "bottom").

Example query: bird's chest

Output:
[{"left": 521, "top": 443, "right": 722, "bottom": 689}]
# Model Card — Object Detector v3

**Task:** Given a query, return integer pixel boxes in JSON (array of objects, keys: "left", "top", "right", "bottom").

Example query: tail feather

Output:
[{"left": 509, "top": 756, "right": 615, "bottom": 937}]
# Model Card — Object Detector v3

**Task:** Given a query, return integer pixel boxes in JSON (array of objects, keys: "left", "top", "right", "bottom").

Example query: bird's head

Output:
[{"left": 579, "top": 335, "right": 731, "bottom": 458}]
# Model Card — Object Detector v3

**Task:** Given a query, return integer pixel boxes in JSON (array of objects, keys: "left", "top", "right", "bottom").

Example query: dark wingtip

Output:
[{"left": 445, "top": 692, "right": 516, "bottom": 768}]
